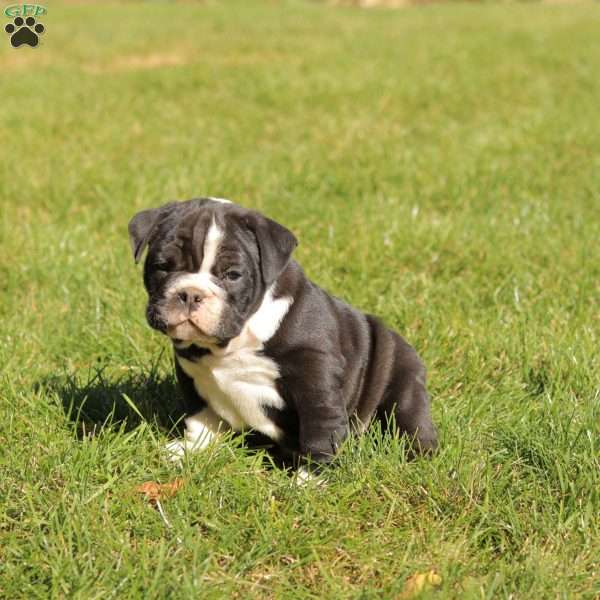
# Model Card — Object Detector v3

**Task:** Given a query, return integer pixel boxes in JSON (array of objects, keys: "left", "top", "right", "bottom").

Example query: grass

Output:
[{"left": 1, "top": 1, "right": 599, "bottom": 598}]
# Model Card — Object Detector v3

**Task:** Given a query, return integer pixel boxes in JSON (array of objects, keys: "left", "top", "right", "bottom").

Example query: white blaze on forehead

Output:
[
  {"left": 207, "top": 197, "right": 232, "bottom": 204},
  {"left": 200, "top": 218, "right": 224, "bottom": 274},
  {"left": 166, "top": 217, "right": 225, "bottom": 298}
]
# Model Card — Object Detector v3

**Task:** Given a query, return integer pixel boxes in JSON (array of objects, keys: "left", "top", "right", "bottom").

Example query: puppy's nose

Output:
[{"left": 177, "top": 287, "right": 205, "bottom": 311}]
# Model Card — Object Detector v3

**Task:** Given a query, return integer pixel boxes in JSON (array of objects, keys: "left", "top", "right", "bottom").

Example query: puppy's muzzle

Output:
[{"left": 164, "top": 280, "right": 225, "bottom": 342}]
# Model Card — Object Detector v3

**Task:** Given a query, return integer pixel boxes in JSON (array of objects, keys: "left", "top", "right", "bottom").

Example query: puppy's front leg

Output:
[
  {"left": 165, "top": 406, "right": 227, "bottom": 460},
  {"left": 282, "top": 350, "right": 349, "bottom": 468},
  {"left": 296, "top": 388, "right": 349, "bottom": 468}
]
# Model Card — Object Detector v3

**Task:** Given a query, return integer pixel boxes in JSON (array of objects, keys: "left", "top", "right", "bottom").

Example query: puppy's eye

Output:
[
  {"left": 224, "top": 270, "right": 242, "bottom": 282},
  {"left": 154, "top": 262, "right": 170, "bottom": 271}
]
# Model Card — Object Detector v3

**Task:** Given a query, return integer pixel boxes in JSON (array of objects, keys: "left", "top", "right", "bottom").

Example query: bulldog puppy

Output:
[{"left": 128, "top": 198, "right": 437, "bottom": 469}]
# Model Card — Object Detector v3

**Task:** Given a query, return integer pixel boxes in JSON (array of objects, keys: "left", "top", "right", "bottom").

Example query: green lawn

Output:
[{"left": 1, "top": 1, "right": 599, "bottom": 598}]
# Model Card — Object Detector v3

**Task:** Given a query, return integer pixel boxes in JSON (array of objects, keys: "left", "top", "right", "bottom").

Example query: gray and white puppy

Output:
[{"left": 129, "top": 198, "right": 437, "bottom": 468}]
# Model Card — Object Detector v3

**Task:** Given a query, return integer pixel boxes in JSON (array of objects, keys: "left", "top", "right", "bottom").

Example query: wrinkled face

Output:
[{"left": 128, "top": 199, "right": 297, "bottom": 347}]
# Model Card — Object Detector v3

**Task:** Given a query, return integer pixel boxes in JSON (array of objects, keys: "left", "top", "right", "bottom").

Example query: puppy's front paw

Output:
[
  {"left": 294, "top": 467, "right": 327, "bottom": 488},
  {"left": 164, "top": 439, "right": 187, "bottom": 463}
]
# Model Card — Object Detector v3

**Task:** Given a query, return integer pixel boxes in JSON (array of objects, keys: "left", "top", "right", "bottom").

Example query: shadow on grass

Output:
[
  {"left": 37, "top": 357, "right": 291, "bottom": 469},
  {"left": 38, "top": 359, "right": 187, "bottom": 438},
  {"left": 38, "top": 363, "right": 294, "bottom": 473}
]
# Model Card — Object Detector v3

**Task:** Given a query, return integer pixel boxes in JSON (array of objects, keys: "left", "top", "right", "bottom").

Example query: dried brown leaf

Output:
[
  {"left": 397, "top": 569, "right": 442, "bottom": 599},
  {"left": 134, "top": 478, "right": 185, "bottom": 502}
]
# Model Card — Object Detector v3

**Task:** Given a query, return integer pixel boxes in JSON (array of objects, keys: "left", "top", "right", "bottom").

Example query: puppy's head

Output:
[{"left": 128, "top": 198, "right": 297, "bottom": 346}]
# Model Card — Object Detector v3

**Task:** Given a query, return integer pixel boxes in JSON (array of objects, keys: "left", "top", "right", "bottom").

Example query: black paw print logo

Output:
[{"left": 5, "top": 16, "right": 45, "bottom": 48}]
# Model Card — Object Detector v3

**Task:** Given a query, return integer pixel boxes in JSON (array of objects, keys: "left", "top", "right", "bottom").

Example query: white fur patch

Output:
[
  {"left": 243, "top": 287, "right": 294, "bottom": 344},
  {"left": 177, "top": 287, "right": 293, "bottom": 440},
  {"left": 207, "top": 197, "right": 232, "bottom": 204}
]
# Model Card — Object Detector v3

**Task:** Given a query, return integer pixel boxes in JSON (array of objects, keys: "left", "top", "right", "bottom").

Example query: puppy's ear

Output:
[
  {"left": 246, "top": 213, "right": 298, "bottom": 286},
  {"left": 128, "top": 207, "right": 163, "bottom": 263}
]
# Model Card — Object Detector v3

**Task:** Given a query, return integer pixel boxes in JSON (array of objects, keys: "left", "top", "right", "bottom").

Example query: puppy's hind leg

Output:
[{"left": 379, "top": 348, "right": 438, "bottom": 456}]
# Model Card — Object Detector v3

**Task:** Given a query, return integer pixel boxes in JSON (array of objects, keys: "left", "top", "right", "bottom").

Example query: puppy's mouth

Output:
[{"left": 166, "top": 319, "right": 216, "bottom": 344}]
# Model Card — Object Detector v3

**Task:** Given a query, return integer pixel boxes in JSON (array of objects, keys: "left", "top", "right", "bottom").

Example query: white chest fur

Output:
[{"left": 176, "top": 289, "right": 292, "bottom": 441}]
